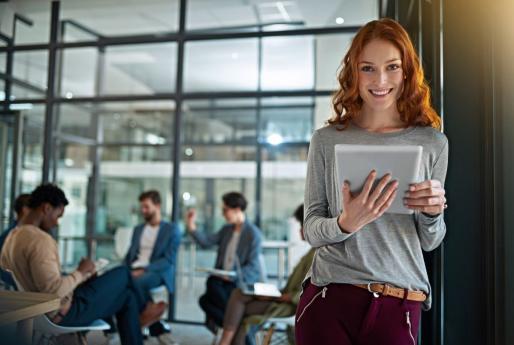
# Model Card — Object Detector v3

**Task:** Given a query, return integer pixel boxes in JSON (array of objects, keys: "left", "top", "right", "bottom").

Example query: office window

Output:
[
  {"left": 60, "top": 0, "right": 179, "bottom": 40},
  {"left": 19, "top": 105, "right": 45, "bottom": 192},
  {"left": 261, "top": 36, "right": 315, "bottom": 91},
  {"left": 184, "top": 39, "right": 259, "bottom": 92},
  {"left": 186, "top": 0, "right": 378, "bottom": 31},
  {"left": 1, "top": 2, "right": 50, "bottom": 44},
  {"left": 0, "top": 53, "right": 5, "bottom": 73},
  {"left": 60, "top": 43, "right": 177, "bottom": 97},
  {"left": 12, "top": 51, "right": 48, "bottom": 99},
  {"left": 57, "top": 103, "right": 97, "bottom": 140},
  {"left": 60, "top": 48, "right": 99, "bottom": 98},
  {"left": 101, "top": 101, "right": 175, "bottom": 144},
  {"left": 315, "top": 34, "right": 354, "bottom": 90}
]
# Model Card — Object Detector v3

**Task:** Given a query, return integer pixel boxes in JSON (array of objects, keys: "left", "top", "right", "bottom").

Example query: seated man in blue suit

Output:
[
  {"left": 186, "top": 192, "right": 263, "bottom": 334},
  {"left": 125, "top": 190, "right": 181, "bottom": 345}
]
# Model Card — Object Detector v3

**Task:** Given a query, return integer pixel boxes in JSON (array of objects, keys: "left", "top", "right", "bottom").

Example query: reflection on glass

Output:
[
  {"left": 0, "top": 53, "right": 5, "bottom": 73},
  {"left": 261, "top": 36, "right": 315, "bottom": 90},
  {"left": 55, "top": 142, "right": 92, "bottom": 239},
  {"left": 101, "top": 102, "right": 175, "bottom": 143},
  {"left": 61, "top": 0, "right": 179, "bottom": 39},
  {"left": 103, "top": 43, "right": 177, "bottom": 95},
  {"left": 60, "top": 44, "right": 177, "bottom": 96},
  {"left": 316, "top": 34, "right": 354, "bottom": 90},
  {"left": 260, "top": 97, "right": 314, "bottom": 143},
  {"left": 61, "top": 48, "right": 98, "bottom": 97},
  {"left": 13, "top": 51, "right": 48, "bottom": 91},
  {"left": 186, "top": 0, "right": 377, "bottom": 31},
  {"left": 19, "top": 104, "right": 45, "bottom": 192},
  {"left": 184, "top": 39, "right": 258, "bottom": 92},
  {"left": 102, "top": 146, "right": 171, "bottom": 162},
  {"left": 57, "top": 103, "right": 96, "bottom": 139},
  {"left": 262, "top": 146, "right": 308, "bottom": 240},
  {"left": 8, "top": 3, "right": 50, "bottom": 44},
  {"left": 11, "top": 85, "right": 46, "bottom": 100}
]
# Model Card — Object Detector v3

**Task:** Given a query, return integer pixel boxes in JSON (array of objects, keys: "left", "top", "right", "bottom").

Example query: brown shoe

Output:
[{"left": 139, "top": 302, "right": 167, "bottom": 327}]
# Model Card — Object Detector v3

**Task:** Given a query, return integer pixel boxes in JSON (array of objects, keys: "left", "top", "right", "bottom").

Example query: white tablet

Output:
[{"left": 334, "top": 144, "right": 423, "bottom": 214}]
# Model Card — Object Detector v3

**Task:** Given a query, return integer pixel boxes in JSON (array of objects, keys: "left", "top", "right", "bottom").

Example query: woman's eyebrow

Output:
[{"left": 359, "top": 58, "right": 401, "bottom": 64}]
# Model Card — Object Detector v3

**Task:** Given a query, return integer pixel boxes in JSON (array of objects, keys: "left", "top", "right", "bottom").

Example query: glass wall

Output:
[{"left": 0, "top": 0, "right": 374, "bottom": 324}]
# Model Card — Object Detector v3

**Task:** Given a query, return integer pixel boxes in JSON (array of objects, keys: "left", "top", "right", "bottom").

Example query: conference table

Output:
[{"left": 0, "top": 290, "right": 60, "bottom": 344}]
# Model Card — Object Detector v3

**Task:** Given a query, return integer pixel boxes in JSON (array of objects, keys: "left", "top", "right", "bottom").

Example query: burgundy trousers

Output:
[{"left": 295, "top": 280, "right": 422, "bottom": 345}]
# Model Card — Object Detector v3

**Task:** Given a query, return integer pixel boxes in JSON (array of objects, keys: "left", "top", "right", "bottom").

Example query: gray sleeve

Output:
[
  {"left": 189, "top": 228, "right": 222, "bottom": 249},
  {"left": 416, "top": 136, "right": 449, "bottom": 251},
  {"left": 303, "top": 130, "right": 353, "bottom": 247}
]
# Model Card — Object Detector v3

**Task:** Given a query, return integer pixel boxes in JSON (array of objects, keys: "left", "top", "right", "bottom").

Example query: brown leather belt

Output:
[{"left": 354, "top": 283, "right": 427, "bottom": 302}]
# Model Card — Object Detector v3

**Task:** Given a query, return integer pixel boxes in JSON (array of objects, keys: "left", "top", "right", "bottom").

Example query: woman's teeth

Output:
[{"left": 369, "top": 89, "right": 392, "bottom": 96}]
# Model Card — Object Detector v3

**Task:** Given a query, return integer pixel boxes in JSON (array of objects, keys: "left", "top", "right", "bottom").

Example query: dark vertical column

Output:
[
  {"left": 443, "top": 0, "right": 495, "bottom": 344},
  {"left": 42, "top": 1, "right": 60, "bottom": 183},
  {"left": 169, "top": 0, "right": 187, "bottom": 321}
]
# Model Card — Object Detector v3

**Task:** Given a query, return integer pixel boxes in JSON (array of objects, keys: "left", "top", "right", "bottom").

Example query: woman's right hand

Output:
[{"left": 338, "top": 170, "right": 398, "bottom": 233}]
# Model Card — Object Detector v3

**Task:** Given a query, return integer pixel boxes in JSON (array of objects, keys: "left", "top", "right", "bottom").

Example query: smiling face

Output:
[{"left": 358, "top": 39, "right": 404, "bottom": 114}]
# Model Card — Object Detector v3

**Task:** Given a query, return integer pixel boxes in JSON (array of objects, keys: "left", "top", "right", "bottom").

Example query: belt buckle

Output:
[{"left": 367, "top": 283, "right": 380, "bottom": 298}]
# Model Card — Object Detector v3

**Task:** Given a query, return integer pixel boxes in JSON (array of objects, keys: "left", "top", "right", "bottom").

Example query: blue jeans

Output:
[
  {"left": 60, "top": 266, "right": 145, "bottom": 345},
  {"left": 132, "top": 270, "right": 169, "bottom": 336}
]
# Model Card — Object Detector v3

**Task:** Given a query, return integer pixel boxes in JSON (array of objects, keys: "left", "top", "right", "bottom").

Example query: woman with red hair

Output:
[{"left": 295, "top": 18, "right": 448, "bottom": 345}]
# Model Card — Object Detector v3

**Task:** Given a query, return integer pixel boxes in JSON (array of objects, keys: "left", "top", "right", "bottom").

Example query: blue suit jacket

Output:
[
  {"left": 124, "top": 221, "right": 181, "bottom": 293},
  {"left": 189, "top": 220, "right": 263, "bottom": 285}
]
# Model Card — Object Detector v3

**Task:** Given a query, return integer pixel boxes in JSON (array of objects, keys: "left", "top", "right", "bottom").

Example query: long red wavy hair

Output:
[{"left": 328, "top": 18, "right": 441, "bottom": 130}]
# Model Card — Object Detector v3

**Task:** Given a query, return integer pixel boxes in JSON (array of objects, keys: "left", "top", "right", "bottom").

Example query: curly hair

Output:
[{"left": 328, "top": 18, "right": 441, "bottom": 130}]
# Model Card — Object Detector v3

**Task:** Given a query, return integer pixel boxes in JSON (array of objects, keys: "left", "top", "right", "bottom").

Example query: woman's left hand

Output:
[{"left": 403, "top": 179, "right": 447, "bottom": 216}]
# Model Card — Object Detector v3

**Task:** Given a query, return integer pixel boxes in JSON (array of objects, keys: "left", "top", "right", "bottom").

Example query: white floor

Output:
[{"left": 87, "top": 323, "right": 215, "bottom": 345}]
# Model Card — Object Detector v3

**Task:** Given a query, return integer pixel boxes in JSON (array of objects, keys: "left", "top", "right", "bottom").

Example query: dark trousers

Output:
[
  {"left": 295, "top": 281, "right": 422, "bottom": 345},
  {"left": 60, "top": 266, "right": 145, "bottom": 345},
  {"left": 132, "top": 270, "right": 169, "bottom": 336},
  {"left": 199, "top": 276, "right": 236, "bottom": 327}
]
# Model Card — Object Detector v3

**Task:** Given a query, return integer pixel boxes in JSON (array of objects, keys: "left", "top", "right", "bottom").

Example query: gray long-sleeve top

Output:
[{"left": 304, "top": 123, "right": 449, "bottom": 309}]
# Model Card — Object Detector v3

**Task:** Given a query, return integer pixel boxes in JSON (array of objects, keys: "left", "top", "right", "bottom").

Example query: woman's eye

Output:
[
  {"left": 388, "top": 64, "right": 401, "bottom": 70},
  {"left": 361, "top": 66, "right": 374, "bottom": 72}
]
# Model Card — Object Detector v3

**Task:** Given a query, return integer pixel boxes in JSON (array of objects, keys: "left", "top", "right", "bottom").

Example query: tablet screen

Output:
[{"left": 334, "top": 144, "right": 423, "bottom": 214}]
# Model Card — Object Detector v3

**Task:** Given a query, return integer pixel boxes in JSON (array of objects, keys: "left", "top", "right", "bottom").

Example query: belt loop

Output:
[{"left": 402, "top": 288, "right": 409, "bottom": 305}]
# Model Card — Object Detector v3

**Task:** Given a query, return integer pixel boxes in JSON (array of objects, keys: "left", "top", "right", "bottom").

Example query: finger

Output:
[
  {"left": 368, "top": 173, "right": 392, "bottom": 204},
  {"left": 404, "top": 196, "right": 446, "bottom": 207},
  {"left": 360, "top": 170, "right": 377, "bottom": 202},
  {"left": 405, "top": 187, "right": 445, "bottom": 199},
  {"left": 374, "top": 180, "right": 399, "bottom": 210},
  {"left": 409, "top": 179, "right": 441, "bottom": 192},
  {"left": 406, "top": 204, "right": 445, "bottom": 215},
  {"left": 377, "top": 189, "right": 398, "bottom": 216},
  {"left": 341, "top": 181, "right": 352, "bottom": 203}
]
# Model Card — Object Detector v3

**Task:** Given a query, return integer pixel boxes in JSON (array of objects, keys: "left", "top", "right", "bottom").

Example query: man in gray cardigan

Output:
[{"left": 186, "top": 192, "right": 263, "bottom": 332}]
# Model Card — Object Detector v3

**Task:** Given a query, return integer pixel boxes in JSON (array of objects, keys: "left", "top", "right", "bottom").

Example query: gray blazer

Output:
[{"left": 189, "top": 220, "right": 263, "bottom": 284}]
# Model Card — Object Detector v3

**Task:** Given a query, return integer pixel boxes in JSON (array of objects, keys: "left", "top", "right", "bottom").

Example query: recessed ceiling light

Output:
[{"left": 336, "top": 17, "right": 345, "bottom": 25}]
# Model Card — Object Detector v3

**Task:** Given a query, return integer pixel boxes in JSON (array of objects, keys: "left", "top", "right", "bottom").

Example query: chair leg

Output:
[{"left": 261, "top": 324, "right": 275, "bottom": 345}]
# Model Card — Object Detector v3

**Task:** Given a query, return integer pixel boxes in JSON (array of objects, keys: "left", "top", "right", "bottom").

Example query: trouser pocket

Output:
[
  {"left": 359, "top": 294, "right": 381, "bottom": 337},
  {"left": 296, "top": 286, "right": 327, "bottom": 323}
]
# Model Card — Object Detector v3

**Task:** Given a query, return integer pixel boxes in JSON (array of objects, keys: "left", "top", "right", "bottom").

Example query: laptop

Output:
[{"left": 235, "top": 256, "right": 282, "bottom": 298}]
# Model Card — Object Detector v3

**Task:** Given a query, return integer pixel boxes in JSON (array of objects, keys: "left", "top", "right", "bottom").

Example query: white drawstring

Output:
[
  {"left": 296, "top": 287, "right": 327, "bottom": 323},
  {"left": 405, "top": 311, "right": 416, "bottom": 345}
]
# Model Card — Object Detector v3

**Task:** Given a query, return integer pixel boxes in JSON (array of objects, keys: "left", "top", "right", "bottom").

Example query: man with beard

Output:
[{"left": 125, "top": 190, "right": 181, "bottom": 345}]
